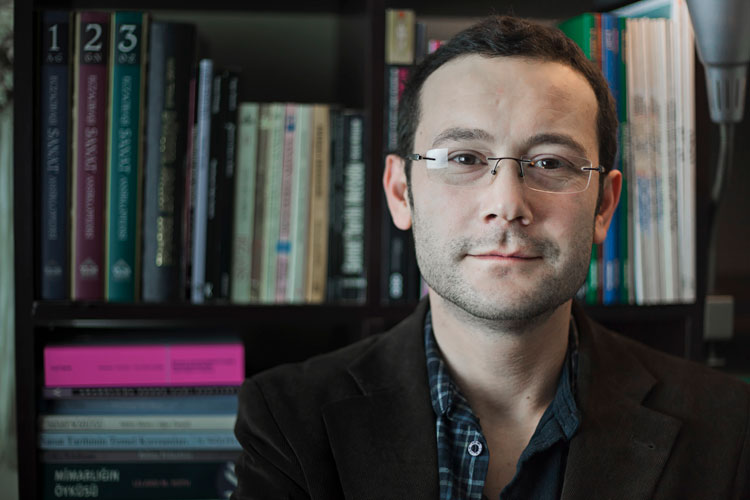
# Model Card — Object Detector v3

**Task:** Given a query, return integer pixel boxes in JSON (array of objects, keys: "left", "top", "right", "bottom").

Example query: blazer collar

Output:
[
  {"left": 562, "top": 300, "right": 682, "bottom": 500},
  {"left": 322, "top": 299, "right": 439, "bottom": 499},
  {"left": 322, "top": 299, "right": 682, "bottom": 500}
]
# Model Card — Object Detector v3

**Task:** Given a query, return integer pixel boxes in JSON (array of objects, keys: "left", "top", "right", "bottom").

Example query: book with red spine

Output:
[{"left": 70, "top": 12, "right": 110, "bottom": 300}]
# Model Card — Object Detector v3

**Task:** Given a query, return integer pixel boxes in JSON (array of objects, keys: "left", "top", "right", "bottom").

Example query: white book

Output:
[
  {"left": 287, "top": 104, "right": 313, "bottom": 303},
  {"left": 39, "top": 414, "right": 236, "bottom": 432},
  {"left": 230, "top": 103, "right": 260, "bottom": 303},
  {"left": 675, "top": 0, "right": 696, "bottom": 302},
  {"left": 260, "top": 103, "right": 286, "bottom": 303},
  {"left": 652, "top": 18, "right": 679, "bottom": 303},
  {"left": 191, "top": 59, "right": 213, "bottom": 303}
]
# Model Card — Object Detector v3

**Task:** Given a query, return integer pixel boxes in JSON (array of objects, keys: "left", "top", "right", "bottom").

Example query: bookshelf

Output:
[{"left": 14, "top": 0, "right": 713, "bottom": 498}]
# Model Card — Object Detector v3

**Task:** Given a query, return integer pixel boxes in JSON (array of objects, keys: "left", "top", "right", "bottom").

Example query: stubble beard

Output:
[{"left": 411, "top": 206, "right": 593, "bottom": 328}]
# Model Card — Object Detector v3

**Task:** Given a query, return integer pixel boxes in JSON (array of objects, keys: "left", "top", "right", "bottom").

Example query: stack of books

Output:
[{"left": 39, "top": 341, "right": 244, "bottom": 499}]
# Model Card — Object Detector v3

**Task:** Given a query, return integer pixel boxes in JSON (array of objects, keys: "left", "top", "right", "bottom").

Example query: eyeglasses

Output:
[{"left": 406, "top": 148, "right": 604, "bottom": 194}]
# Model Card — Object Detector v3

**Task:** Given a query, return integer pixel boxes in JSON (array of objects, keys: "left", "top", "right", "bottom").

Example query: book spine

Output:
[
  {"left": 617, "top": 16, "right": 632, "bottom": 303},
  {"left": 601, "top": 13, "right": 620, "bottom": 305},
  {"left": 39, "top": 11, "right": 72, "bottom": 300},
  {"left": 326, "top": 109, "right": 345, "bottom": 302},
  {"left": 43, "top": 385, "right": 240, "bottom": 399},
  {"left": 42, "top": 461, "right": 237, "bottom": 499},
  {"left": 260, "top": 103, "right": 285, "bottom": 302},
  {"left": 39, "top": 431, "right": 241, "bottom": 450},
  {"left": 339, "top": 112, "right": 367, "bottom": 303},
  {"left": 182, "top": 69, "right": 198, "bottom": 301},
  {"left": 249, "top": 104, "right": 272, "bottom": 301},
  {"left": 305, "top": 104, "right": 331, "bottom": 303},
  {"left": 203, "top": 71, "right": 224, "bottom": 300},
  {"left": 275, "top": 103, "right": 297, "bottom": 302},
  {"left": 218, "top": 72, "right": 239, "bottom": 300},
  {"left": 190, "top": 59, "right": 213, "bottom": 303},
  {"left": 105, "top": 12, "right": 147, "bottom": 302},
  {"left": 39, "top": 414, "right": 236, "bottom": 432},
  {"left": 71, "top": 12, "right": 110, "bottom": 300},
  {"left": 142, "top": 22, "right": 196, "bottom": 302},
  {"left": 44, "top": 343, "right": 244, "bottom": 388},
  {"left": 230, "top": 103, "right": 260, "bottom": 303},
  {"left": 41, "top": 394, "right": 239, "bottom": 416},
  {"left": 42, "top": 449, "right": 240, "bottom": 462},
  {"left": 286, "top": 104, "right": 313, "bottom": 303}
]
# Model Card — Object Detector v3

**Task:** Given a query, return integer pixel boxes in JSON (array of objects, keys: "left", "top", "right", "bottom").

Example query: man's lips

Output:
[{"left": 467, "top": 251, "right": 541, "bottom": 259}]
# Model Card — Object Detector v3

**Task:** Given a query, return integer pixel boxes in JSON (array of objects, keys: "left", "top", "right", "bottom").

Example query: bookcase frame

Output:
[{"left": 14, "top": 0, "right": 711, "bottom": 497}]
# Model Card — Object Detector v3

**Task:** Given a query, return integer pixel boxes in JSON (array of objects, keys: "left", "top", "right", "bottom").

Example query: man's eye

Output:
[
  {"left": 449, "top": 153, "right": 484, "bottom": 166},
  {"left": 529, "top": 156, "right": 570, "bottom": 170}
]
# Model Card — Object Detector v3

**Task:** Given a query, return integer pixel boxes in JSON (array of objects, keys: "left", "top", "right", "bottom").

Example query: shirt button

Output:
[{"left": 468, "top": 440, "right": 483, "bottom": 456}]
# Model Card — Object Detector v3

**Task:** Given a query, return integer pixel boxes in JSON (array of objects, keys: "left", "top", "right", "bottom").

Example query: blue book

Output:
[
  {"left": 39, "top": 431, "right": 241, "bottom": 450},
  {"left": 39, "top": 11, "right": 72, "bottom": 299},
  {"left": 601, "top": 13, "right": 621, "bottom": 305}
]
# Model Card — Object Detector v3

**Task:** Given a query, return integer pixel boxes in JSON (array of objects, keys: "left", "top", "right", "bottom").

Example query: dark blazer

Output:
[{"left": 232, "top": 300, "right": 750, "bottom": 499}]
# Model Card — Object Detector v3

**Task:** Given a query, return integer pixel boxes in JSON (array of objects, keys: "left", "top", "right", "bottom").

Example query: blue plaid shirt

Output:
[{"left": 425, "top": 310, "right": 581, "bottom": 500}]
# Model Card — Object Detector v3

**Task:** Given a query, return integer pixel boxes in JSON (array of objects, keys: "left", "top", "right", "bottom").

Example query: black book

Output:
[
  {"left": 141, "top": 22, "right": 196, "bottom": 302},
  {"left": 39, "top": 11, "right": 72, "bottom": 300}
]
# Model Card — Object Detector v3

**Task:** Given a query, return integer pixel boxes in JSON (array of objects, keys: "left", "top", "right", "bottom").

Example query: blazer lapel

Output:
[
  {"left": 562, "top": 302, "right": 682, "bottom": 500},
  {"left": 322, "top": 300, "right": 439, "bottom": 500}
]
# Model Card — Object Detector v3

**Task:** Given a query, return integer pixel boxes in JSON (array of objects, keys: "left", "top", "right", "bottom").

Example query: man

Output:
[{"left": 232, "top": 16, "right": 750, "bottom": 499}]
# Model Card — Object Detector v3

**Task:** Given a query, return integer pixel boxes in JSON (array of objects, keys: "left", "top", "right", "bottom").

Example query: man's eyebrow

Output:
[
  {"left": 431, "top": 127, "right": 495, "bottom": 147},
  {"left": 521, "top": 133, "right": 589, "bottom": 158}
]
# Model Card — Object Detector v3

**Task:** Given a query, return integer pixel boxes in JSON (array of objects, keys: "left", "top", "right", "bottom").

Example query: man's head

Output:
[
  {"left": 395, "top": 15, "right": 618, "bottom": 196},
  {"left": 383, "top": 15, "right": 621, "bottom": 325}
]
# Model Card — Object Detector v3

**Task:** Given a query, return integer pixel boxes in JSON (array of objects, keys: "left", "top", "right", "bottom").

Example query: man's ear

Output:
[
  {"left": 383, "top": 154, "right": 413, "bottom": 230},
  {"left": 593, "top": 169, "right": 622, "bottom": 244}
]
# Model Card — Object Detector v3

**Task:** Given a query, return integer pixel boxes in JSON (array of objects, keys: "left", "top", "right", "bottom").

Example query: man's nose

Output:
[{"left": 480, "top": 159, "right": 533, "bottom": 225}]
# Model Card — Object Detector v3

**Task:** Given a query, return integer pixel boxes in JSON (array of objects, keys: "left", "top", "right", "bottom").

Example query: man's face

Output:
[{"left": 387, "top": 55, "right": 618, "bottom": 323}]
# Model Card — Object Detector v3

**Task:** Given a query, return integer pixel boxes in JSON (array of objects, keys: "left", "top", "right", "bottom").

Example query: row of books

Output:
[
  {"left": 40, "top": 342, "right": 243, "bottom": 499},
  {"left": 562, "top": 0, "right": 696, "bottom": 305},
  {"left": 380, "top": 1, "right": 696, "bottom": 306},
  {"left": 38, "top": 11, "right": 367, "bottom": 304}
]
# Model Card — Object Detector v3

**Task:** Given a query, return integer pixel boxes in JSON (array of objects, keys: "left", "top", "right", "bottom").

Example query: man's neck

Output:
[{"left": 428, "top": 291, "right": 572, "bottom": 426}]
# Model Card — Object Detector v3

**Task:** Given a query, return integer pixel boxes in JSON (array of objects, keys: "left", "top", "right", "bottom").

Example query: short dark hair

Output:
[{"left": 396, "top": 15, "right": 618, "bottom": 190}]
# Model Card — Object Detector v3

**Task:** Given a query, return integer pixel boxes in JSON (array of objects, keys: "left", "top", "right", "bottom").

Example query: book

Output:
[
  {"left": 70, "top": 12, "right": 110, "bottom": 300},
  {"left": 39, "top": 431, "right": 241, "bottom": 450},
  {"left": 42, "top": 460, "right": 237, "bottom": 499},
  {"left": 42, "top": 449, "right": 240, "bottom": 462},
  {"left": 105, "top": 11, "right": 148, "bottom": 302},
  {"left": 275, "top": 103, "right": 297, "bottom": 302},
  {"left": 249, "top": 104, "right": 274, "bottom": 301},
  {"left": 600, "top": 13, "right": 621, "bottom": 305},
  {"left": 190, "top": 59, "right": 213, "bottom": 303},
  {"left": 39, "top": 11, "right": 72, "bottom": 300},
  {"left": 328, "top": 111, "right": 367, "bottom": 303},
  {"left": 230, "top": 102, "right": 260, "bottom": 303},
  {"left": 39, "top": 414, "right": 236, "bottom": 432},
  {"left": 41, "top": 394, "right": 239, "bottom": 416},
  {"left": 141, "top": 21, "right": 196, "bottom": 302},
  {"left": 286, "top": 104, "right": 313, "bottom": 303},
  {"left": 260, "top": 103, "right": 285, "bottom": 303},
  {"left": 205, "top": 70, "right": 239, "bottom": 301},
  {"left": 42, "top": 385, "right": 240, "bottom": 399},
  {"left": 43, "top": 343, "right": 245, "bottom": 388},
  {"left": 385, "top": 9, "right": 415, "bottom": 65},
  {"left": 305, "top": 104, "right": 331, "bottom": 303}
]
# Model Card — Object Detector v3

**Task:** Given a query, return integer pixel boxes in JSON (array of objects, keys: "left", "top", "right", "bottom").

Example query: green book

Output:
[
  {"left": 105, "top": 11, "right": 147, "bottom": 302},
  {"left": 617, "top": 16, "right": 632, "bottom": 303}
]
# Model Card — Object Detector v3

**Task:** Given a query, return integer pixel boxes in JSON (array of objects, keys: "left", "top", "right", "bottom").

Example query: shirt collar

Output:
[{"left": 424, "top": 308, "right": 580, "bottom": 438}]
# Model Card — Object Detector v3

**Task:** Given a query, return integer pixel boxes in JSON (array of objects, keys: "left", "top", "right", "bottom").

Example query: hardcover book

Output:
[
  {"left": 142, "top": 22, "right": 196, "bottom": 302},
  {"left": 70, "top": 12, "right": 110, "bottom": 300},
  {"left": 105, "top": 11, "right": 148, "bottom": 302},
  {"left": 39, "top": 11, "right": 72, "bottom": 300}
]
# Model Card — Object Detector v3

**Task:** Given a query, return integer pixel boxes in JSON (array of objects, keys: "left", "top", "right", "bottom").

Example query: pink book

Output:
[
  {"left": 275, "top": 104, "right": 297, "bottom": 301},
  {"left": 44, "top": 343, "right": 245, "bottom": 387}
]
